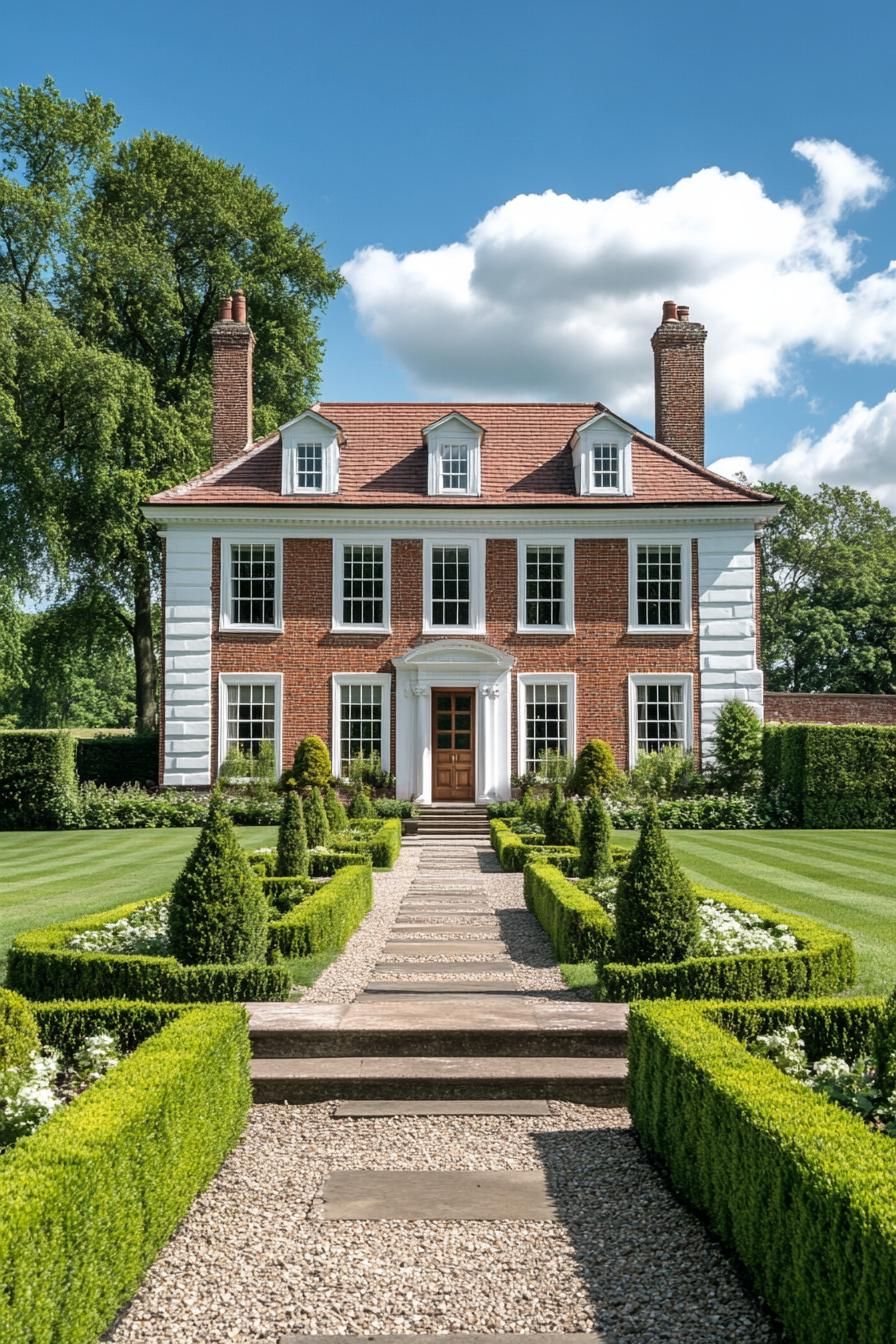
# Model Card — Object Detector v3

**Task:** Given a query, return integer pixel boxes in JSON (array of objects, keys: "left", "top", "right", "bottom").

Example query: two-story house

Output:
[{"left": 144, "top": 295, "right": 779, "bottom": 804}]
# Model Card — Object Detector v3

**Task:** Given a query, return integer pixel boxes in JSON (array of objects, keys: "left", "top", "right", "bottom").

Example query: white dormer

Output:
[
  {"left": 571, "top": 411, "right": 634, "bottom": 497},
  {"left": 423, "top": 412, "right": 483, "bottom": 497},
  {"left": 281, "top": 409, "right": 340, "bottom": 495}
]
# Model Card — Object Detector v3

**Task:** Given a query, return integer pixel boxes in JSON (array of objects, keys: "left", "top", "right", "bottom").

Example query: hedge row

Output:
[
  {"left": 0, "top": 1000, "right": 249, "bottom": 1344},
  {"left": 268, "top": 863, "right": 372, "bottom": 959},
  {"left": 523, "top": 861, "right": 615, "bottom": 963},
  {"left": 628, "top": 996, "right": 894, "bottom": 1344},
  {"left": 6, "top": 896, "right": 290, "bottom": 1003},
  {"left": 75, "top": 734, "right": 159, "bottom": 788},
  {"left": 489, "top": 819, "right": 579, "bottom": 874},
  {"left": 523, "top": 862, "right": 855, "bottom": 1001},
  {"left": 763, "top": 723, "right": 896, "bottom": 827},
  {"left": 0, "top": 730, "right": 79, "bottom": 829}
]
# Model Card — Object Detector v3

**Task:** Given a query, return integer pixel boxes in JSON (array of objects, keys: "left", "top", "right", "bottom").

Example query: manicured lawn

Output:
[
  {"left": 0, "top": 826, "right": 278, "bottom": 978},
  {"left": 615, "top": 828, "right": 896, "bottom": 995}
]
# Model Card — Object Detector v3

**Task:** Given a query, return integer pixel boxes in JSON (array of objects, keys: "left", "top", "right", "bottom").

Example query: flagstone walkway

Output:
[{"left": 104, "top": 836, "right": 782, "bottom": 1344}]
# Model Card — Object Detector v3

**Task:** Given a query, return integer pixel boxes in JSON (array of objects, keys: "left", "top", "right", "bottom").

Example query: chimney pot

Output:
[
  {"left": 677, "top": 304, "right": 689, "bottom": 321},
  {"left": 211, "top": 291, "right": 255, "bottom": 464},
  {"left": 662, "top": 299, "right": 679, "bottom": 323},
  {"left": 217, "top": 295, "right": 233, "bottom": 322},
  {"left": 232, "top": 289, "right": 247, "bottom": 324}
]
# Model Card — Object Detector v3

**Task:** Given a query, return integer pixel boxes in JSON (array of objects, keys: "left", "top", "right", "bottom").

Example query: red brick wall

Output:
[
  {"left": 765, "top": 693, "right": 896, "bottom": 726},
  {"left": 651, "top": 317, "right": 707, "bottom": 465},
  {"left": 211, "top": 320, "right": 254, "bottom": 463},
  {"left": 208, "top": 536, "right": 701, "bottom": 778}
]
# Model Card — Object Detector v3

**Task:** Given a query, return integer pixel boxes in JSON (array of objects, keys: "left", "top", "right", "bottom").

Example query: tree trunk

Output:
[{"left": 132, "top": 550, "right": 158, "bottom": 733}]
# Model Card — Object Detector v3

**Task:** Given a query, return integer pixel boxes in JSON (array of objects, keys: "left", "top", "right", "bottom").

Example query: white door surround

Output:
[{"left": 393, "top": 640, "right": 514, "bottom": 805}]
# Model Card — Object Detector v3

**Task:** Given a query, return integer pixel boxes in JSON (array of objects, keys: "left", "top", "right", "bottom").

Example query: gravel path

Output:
[{"left": 106, "top": 1102, "right": 781, "bottom": 1344}]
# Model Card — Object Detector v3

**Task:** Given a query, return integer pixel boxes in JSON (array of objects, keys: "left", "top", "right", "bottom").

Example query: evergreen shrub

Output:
[
  {"left": 523, "top": 861, "right": 615, "bottom": 963},
  {"left": 0, "top": 988, "right": 39, "bottom": 1070},
  {"left": 554, "top": 799, "right": 582, "bottom": 846},
  {"left": 323, "top": 786, "right": 348, "bottom": 832},
  {"left": 168, "top": 791, "right": 268, "bottom": 966},
  {"left": 290, "top": 735, "right": 332, "bottom": 790},
  {"left": 304, "top": 787, "right": 331, "bottom": 848},
  {"left": 614, "top": 801, "right": 698, "bottom": 964},
  {"left": 572, "top": 738, "right": 619, "bottom": 796},
  {"left": 348, "top": 788, "right": 374, "bottom": 818},
  {"left": 268, "top": 864, "right": 373, "bottom": 958},
  {"left": 0, "top": 730, "right": 79, "bottom": 829},
  {"left": 75, "top": 733, "right": 159, "bottom": 788},
  {"left": 579, "top": 795, "right": 613, "bottom": 878},
  {"left": 544, "top": 781, "right": 566, "bottom": 842},
  {"left": 276, "top": 792, "right": 308, "bottom": 877},
  {"left": 761, "top": 723, "right": 896, "bottom": 828},
  {"left": 711, "top": 699, "right": 762, "bottom": 793}
]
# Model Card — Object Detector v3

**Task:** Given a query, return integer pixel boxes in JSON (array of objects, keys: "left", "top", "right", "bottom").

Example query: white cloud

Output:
[
  {"left": 343, "top": 141, "right": 893, "bottom": 418},
  {"left": 710, "top": 391, "right": 896, "bottom": 507}
]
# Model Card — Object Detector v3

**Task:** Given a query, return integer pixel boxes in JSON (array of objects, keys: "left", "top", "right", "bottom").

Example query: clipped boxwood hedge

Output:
[
  {"left": 0, "top": 730, "right": 79, "bottom": 829},
  {"left": 6, "top": 896, "right": 290, "bottom": 1003},
  {"left": 0, "top": 999, "right": 249, "bottom": 1344},
  {"left": 75, "top": 733, "right": 159, "bottom": 788},
  {"left": 268, "top": 863, "right": 373, "bottom": 959},
  {"left": 524, "top": 861, "right": 615, "bottom": 963},
  {"left": 628, "top": 996, "right": 894, "bottom": 1344},
  {"left": 523, "top": 861, "right": 855, "bottom": 1001},
  {"left": 490, "top": 819, "right": 579, "bottom": 874},
  {"left": 763, "top": 722, "right": 896, "bottom": 828}
]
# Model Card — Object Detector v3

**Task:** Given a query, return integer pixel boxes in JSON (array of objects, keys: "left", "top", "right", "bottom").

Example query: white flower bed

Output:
[
  {"left": 584, "top": 876, "right": 797, "bottom": 955},
  {"left": 69, "top": 899, "right": 170, "bottom": 955},
  {"left": 0, "top": 1033, "right": 119, "bottom": 1148},
  {"left": 751, "top": 1025, "right": 896, "bottom": 1136}
]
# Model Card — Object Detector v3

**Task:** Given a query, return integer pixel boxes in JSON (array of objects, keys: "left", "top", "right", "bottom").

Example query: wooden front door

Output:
[{"left": 432, "top": 689, "right": 476, "bottom": 801}]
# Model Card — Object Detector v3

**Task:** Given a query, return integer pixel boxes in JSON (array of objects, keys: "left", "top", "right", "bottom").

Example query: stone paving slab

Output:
[
  {"left": 391, "top": 923, "right": 502, "bottom": 935},
  {"left": 319, "top": 1170, "right": 557, "bottom": 1220},
  {"left": 359, "top": 981, "right": 525, "bottom": 995},
  {"left": 341, "top": 994, "right": 539, "bottom": 1030},
  {"left": 282, "top": 1335, "right": 601, "bottom": 1344},
  {"left": 373, "top": 961, "right": 512, "bottom": 976},
  {"left": 331, "top": 1100, "right": 552, "bottom": 1117},
  {"left": 382, "top": 940, "right": 507, "bottom": 958}
]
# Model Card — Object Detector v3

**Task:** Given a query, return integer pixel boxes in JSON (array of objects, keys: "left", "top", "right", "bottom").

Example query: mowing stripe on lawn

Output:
[{"left": 673, "top": 834, "right": 895, "bottom": 889}]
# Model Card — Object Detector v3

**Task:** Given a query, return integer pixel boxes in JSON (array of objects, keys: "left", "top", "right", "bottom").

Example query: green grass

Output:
[
  {"left": 571, "top": 829, "right": 896, "bottom": 996},
  {"left": 0, "top": 827, "right": 278, "bottom": 979}
]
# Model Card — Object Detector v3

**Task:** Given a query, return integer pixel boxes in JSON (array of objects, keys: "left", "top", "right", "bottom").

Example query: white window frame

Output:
[
  {"left": 331, "top": 672, "right": 392, "bottom": 778},
  {"left": 424, "top": 413, "right": 482, "bottom": 497},
  {"left": 219, "top": 535, "right": 283, "bottom": 633},
  {"left": 627, "top": 536, "right": 692, "bottom": 634},
  {"left": 516, "top": 672, "right": 577, "bottom": 778},
  {"left": 516, "top": 537, "right": 575, "bottom": 634},
  {"left": 217, "top": 672, "right": 283, "bottom": 777},
  {"left": 423, "top": 536, "right": 486, "bottom": 635},
  {"left": 331, "top": 537, "right": 392, "bottom": 634},
  {"left": 281, "top": 410, "right": 340, "bottom": 495},
  {"left": 571, "top": 413, "right": 633, "bottom": 497},
  {"left": 627, "top": 673, "right": 693, "bottom": 768}
]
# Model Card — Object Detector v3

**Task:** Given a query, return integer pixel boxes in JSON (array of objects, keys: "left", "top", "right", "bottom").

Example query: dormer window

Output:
[
  {"left": 281, "top": 410, "right": 340, "bottom": 494},
  {"left": 423, "top": 412, "right": 483, "bottom": 497},
  {"left": 571, "top": 412, "right": 633, "bottom": 497}
]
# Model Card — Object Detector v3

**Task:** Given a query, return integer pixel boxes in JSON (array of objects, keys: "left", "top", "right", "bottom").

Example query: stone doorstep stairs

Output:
[
  {"left": 247, "top": 1000, "right": 629, "bottom": 1105},
  {"left": 410, "top": 805, "right": 492, "bottom": 840}
]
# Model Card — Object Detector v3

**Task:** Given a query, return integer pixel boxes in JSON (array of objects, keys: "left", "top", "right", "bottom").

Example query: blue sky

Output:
[{"left": 5, "top": 0, "right": 896, "bottom": 501}]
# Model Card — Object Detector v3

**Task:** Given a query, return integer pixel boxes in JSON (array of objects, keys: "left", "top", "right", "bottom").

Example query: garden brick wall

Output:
[
  {"left": 210, "top": 537, "right": 700, "bottom": 777},
  {"left": 765, "top": 692, "right": 896, "bottom": 726}
]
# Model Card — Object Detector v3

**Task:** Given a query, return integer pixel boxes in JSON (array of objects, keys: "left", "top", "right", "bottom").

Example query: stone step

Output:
[
  {"left": 282, "top": 1335, "right": 604, "bottom": 1344},
  {"left": 251, "top": 1055, "right": 628, "bottom": 1103},
  {"left": 248, "top": 1000, "right": 628, "bottom": 1058}
]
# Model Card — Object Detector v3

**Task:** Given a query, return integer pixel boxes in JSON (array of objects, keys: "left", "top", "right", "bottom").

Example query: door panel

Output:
[{"left": 432, "top": 689, "right": 476, "bottom": 800}]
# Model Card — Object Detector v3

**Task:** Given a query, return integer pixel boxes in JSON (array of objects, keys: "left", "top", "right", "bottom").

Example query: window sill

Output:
[
  {"left": 516, "top": 625, "right": 575, "bottom": 636},
  {"left": 330, "top": 624, "right": 392, "bottom": 636},
  {"left": 219, "top": 623, "right": 283, "bottom": 635},
  {"left": 626, "top": 624, "right": 692, "bottom": 636},
  {"left": 422, "top": 623, "right": 486, "bottom": 637}
]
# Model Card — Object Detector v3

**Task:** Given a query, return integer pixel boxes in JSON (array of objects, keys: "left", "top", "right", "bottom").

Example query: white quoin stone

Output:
[
  {"left": 697, "top": 529, "right": 762, "bottom": 764},
  {"left": 162, "top": 528, "right": 212, "bottom": 785}
]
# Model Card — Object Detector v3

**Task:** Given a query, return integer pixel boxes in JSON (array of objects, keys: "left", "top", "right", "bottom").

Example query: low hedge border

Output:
[
  {"left": 628, "top": 996, "right": 893, "bottom": 1344},
  {"left": 268, "top": 863, "right": 373, "bottom": 959},
  {"left": 0, "top": 999, "right": 249, "bottom": 1344},
  {"left": 490, "top": 819, "right": 579, "bottom": 874},
  {"left": 6, "top": 897, "right": 290, "bottom": 1003},
  {"left": 523, "top": 861, "right": 855, "bottom": 1000},
  {"left": 523, "top": 861, "right": 615, "bottom": 964}
]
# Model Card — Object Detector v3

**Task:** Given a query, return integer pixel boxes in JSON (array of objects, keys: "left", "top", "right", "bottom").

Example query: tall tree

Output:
[
  {"left": 759, "top": 481, "right": 896, "bottom": 693},
  {"left": 0, "top": 78, "right": 342, "bottom": 730}
]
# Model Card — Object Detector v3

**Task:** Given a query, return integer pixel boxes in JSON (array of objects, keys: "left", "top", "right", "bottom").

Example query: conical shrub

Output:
[
  {"left": 554, "top": 799, "right": 582, "bottom": 847},
  {"left": 323, "top": 786, "right": 348, "bottom": 834},
  {"left": 276, "top": 791, "right": 308, "bottom": 877},
  {"left": 291, "top": 735, "right": 332, "bottom": 790},
  {"left": 169, "top": 790, "right": 268, "bottom": 965},
  {"left": 348, "top": 788, "right": 374, "bottom": 819},
  {"left": 614, "top": 801, "right": 698, "bottom": 964},
  {"left": 544, "top": 781, "right": 566, "bottom": 844},
  {"left": 580, "top": 795, "right": 613, "bottom": 878},
  {"left": 304, "top": 786, "right": 331, "bottom": 848}
]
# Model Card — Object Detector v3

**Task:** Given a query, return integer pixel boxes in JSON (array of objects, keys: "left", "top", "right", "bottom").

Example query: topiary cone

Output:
[
  {"left": 169, "top": 789, "right": 269, "bottom": 965},
  {"left": 614, "top": 799, "right": 698, "bottom": 964},
  {"left": 276, "top": 791, "right": 309, "bottom": 877},
  {"left": 580, "top": 795, "right": 613, "bottom": 878}
]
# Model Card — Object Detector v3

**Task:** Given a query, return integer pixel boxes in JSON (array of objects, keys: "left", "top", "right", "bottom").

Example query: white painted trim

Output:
[
  {"left": 281, "top": 411, "right": 339, "bottom": 495},
  {"left": 571, "top": 413, "right": 634, "bottom": 497},
  {"left": 393, "top": 639, "right": 514, "bottom": 804},
  {"left": 516, "top": 672, "right": 577, "bottom": 778},
  {"left": 627, "top": 535, "right": 693, "bottom": 634},
  {"left": 426, "top": 415, "right": 482, "bottom": 498},
  {"left": 627, "top": 672, "right": 694, "bottom": 769},
  {"left": 422, "top": 536, "right": 486, "bottom": 635},
  {"left": 217, "top": 672, "right": 283, "bottom": 777},
  {"left": 218, "top": 535, "right": 283, "bottom": 633},
  {"left": 330, "top": 536, "right": 392, "bottom": 634},
  {"left": 331, "top": 672, "right": 392, "bottom": 778},
  {"left": 516, "top": 537, "right": 575, "bottom": 634},
  {"left": 163, "top": 529, "right": 213, "bottom": 786}
]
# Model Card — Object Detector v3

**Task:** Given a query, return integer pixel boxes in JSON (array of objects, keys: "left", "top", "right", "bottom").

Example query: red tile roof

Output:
[{"left": 147, "top": 402, "right": 774, "bottom": 508}]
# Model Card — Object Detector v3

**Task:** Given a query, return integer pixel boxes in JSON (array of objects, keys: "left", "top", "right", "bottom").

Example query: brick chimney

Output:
[
  {"left": 650, "top": 300, "right": 707, "bottom": 465},
  {"left": 211, "top": 289, "right": 255, "bottom": 464}
]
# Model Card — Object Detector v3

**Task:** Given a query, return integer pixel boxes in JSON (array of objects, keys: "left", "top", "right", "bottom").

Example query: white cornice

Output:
[{"left": 143, "top": 502, "right": 781, "bottom": 533}]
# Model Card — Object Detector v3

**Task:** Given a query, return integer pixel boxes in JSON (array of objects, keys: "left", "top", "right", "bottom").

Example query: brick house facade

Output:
[{"left": 145, "top": 296, "right": 780, "bottom": 803}]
